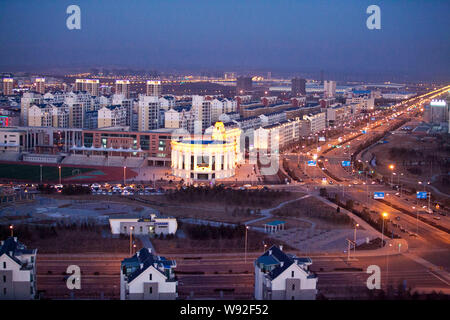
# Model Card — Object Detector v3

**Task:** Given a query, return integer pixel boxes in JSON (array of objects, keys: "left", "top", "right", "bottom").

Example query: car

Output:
[
  {"left": 328, "top": 180, "right": 333, "bottom": 184},
  {"left": 395, "top": 216, "right": 401, "bottom": 221},
  {"left": 433, "top": 216, "right": 441, "bottom": 220},
  {"left": 409, "top": 233, "right": 418, "bottom": 237}
]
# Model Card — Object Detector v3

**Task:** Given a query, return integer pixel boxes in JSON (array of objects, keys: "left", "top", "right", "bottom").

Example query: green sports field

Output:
[{"left": 0, "top": 163, "right": 94, "bottom": 182}]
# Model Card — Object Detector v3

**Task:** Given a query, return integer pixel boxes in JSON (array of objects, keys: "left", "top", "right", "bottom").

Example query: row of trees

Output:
[
  {"left": 184, "top": 223, "right": 246, "bottom": 240},
  {"left": 166, "top": 186, "right": 289, "bottom": 207}
]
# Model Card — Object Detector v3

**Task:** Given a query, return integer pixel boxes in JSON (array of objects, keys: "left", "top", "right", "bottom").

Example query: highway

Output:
[{"left": 283, "top": 85, "right": 450, "bottom": 284}]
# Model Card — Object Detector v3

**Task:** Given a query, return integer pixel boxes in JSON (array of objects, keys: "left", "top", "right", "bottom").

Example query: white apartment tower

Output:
[
  {"left": 324, "top": 80, "right": 336, "bottom": 98},
  {"left": 115, "top": 80, "right": 131, "bottom": 98},
  {"left": 75, "top": 79, "right": 99, "bottom": 96},
  {"left": 147, "top": 80, "right": 162, "bottom": 97}
]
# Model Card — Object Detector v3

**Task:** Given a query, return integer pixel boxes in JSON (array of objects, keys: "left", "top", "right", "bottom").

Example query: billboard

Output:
[
  {"left": 307, "top": 160, "right": 317, "bottom": 166},
  {"left": 416, "top": 191, "right": 427, "bottom": 199},
  {"left": 374, "top": 192, "right": 385, "bottom": 199},
  {"left": 341, "top": 161, "right": 351, "bottom": 167}
]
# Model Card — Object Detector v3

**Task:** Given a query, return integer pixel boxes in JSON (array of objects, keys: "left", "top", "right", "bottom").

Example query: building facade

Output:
[
  {"left": 120, "top": 248, "right": 177, "bottom": 300},
  {"left": 0, "top": 237, "right": 37, "bottom": 300},
  {"left": 254, "top": 245, "right": 317, "bottom": 300}
]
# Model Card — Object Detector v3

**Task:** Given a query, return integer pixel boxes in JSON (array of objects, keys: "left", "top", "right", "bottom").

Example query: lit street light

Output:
[
  {"left": 129, "top": 226, "right": 134, "bottom": 256},
  {"left": 244, "top": 226, "right": 249, "bottom": 263},
  {"left": 9, "top": 225, "right": 13, "bottom": 237},
  {"left": 123, "top": 166, "right": 127, "bottom": 186},
  {"left": 58, "top": 165, "right": 62, "bottom": 185},
  {"left": 354, "top": 223, "right": 359, "bottom": 255},
  {"left": 381, "top": 212, "right": 388, "bottom": 248}
]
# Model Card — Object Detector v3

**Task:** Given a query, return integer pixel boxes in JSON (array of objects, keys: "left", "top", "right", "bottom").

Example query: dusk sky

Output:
[{"left": 0, "top": 0, "right": 448, "bottom": 80}]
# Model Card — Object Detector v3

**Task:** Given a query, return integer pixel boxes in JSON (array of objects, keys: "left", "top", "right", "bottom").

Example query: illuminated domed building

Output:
[{"left": 171, "top": 122, "right": 242, "bottom": 182}]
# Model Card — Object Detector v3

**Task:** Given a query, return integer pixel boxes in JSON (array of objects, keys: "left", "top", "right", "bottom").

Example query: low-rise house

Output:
[
  {"left": 254, "top": 245, "right": 317, "bottom": 300},
  {"left": 120, "top": 248, "right": 177, "bottom": 300},
  {"left": 0, "top": 237, "right": 37, "bottom": 300},
  {"left": 109, "top": 214, "right": 178, "bottom": 236}
]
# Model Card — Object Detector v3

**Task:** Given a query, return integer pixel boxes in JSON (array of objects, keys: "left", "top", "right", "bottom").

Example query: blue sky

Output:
[{"left": 0, "top": 0, "right": 448, "bottom": 80}]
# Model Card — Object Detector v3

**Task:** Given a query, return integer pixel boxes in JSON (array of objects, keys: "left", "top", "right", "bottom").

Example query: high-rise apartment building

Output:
[
  {"left": 34, "top": 78, "right": 45, "bottom": 94},
  {"left": 147, "top": 80, "right": 162, "bottom": 97},
  {"left": 138, "top": 95, "right": 161, "bottom": 131},
  {"left": 115, "top": 80, "right": 131, "bottom": 98},
  {"left": 291, "top": 78, "right": 306, "bottom": 96},
  {"left": 236, "top": 77, "right": 253, "bottom": 94},
  {"left": 323, "top": 80, "right": 336, "bottom": 98},
  {"left": 2, "top": 78, "right": 13, "bottom": 96},
  {"left": 75, "top": 79, "right": 99, "bottom": 96}
]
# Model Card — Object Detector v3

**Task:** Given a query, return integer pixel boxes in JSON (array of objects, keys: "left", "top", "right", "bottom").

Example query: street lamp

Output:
[
  {"left": 354, "top": 223, "right": 359, "bottom": 255},
  {"left": 244, "top": 226, "right": 249, "bottom": 263},
  {"left": 58, "top": 165, "right": 62, "bottom": 185},
  {"left": 123, "top": 166, "right": 127, "bottom": 186},
  {"left": 129, "top": 226, "right": 134, "bottom": 256},
  {"left": 388, "top": 165, "right": 394, "bottom": 185},
  {"left": 381, "top": 212, "right": 388, "bottom": 248},
  {"left": 9, "top": 225, "right": 13, "bottom": 237}
]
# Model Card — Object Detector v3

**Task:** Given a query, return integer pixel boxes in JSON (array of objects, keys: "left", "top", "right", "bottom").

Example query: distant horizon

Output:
[
  {"left": 1, "top": 1, "right": 449, "bottom": 83},
  {"left": 1, "top": 65, "right": 448, "bottom": 84}
]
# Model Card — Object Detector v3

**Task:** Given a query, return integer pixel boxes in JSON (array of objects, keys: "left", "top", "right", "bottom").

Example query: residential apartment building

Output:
[
  {"left": 115, "top": 80, "right": 130, "bottom": 98},
  {"left": 254, "top": 117, "right": 305, "bottom": 153},
  {"left": 138, "top": 95, "right": 161, "bottom": 131},
  {"left": 147, "top": 80, "right": 162, "bottom": 97},
  {"left": 0, "top": 237, "right": 37, "bottom": 300},
  {"left": 254, "top": 245, "right": 317, "bottom": 300},
  {"left": 303, "top": 111, "right": 326, "bottom": 133},
  {"left": 74, "top": 79, "right": 99, "bottom": 96},
  {"left": 323, "top": 80, "right": 336, "bottom": 98},
  {"left": 34, "top": 78, "right": 45, "bottom": 94},
  {"left": 120, "top": 248, "right": 177, "bottom": 300},
  {"left": 346, "top": 92, "right": 375, "bottom": 112},
  {"left": 98, "top": 105, "right": 127, "bottom": 128},
  {"left": 20, "top": 92, "right": 44, "bottom": 126},
  {"left": 291, "top": 78, "right": 306, "bottom": 96},
  {"left": 2, "top": 78, "right": 13, "bottom": 96}
]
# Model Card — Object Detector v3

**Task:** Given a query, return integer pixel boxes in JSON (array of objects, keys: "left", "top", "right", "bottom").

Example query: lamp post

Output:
[
  {"left": 129, "top": 226, "right": 134, "bottom": 256},
  {"left": 123, "top": 166, "right": 127, "bottom": 186},
  {"left": 381, "top": 212, "right": 388, "bottom": 248},
  {"left": 58, "top": 165, "right": 62, "bottom": 185},
  {"left": 40, "top": 165, "right": 43, "bottom": 183},
  {"left": 9, "top": 225, "right": 13, "bottom": 237},
  {"left": 389, "top": 164, "right": 394, "bottom": 185},
  {"left": 244, "top": 226, "right": 249, "bottom": 263},
  {"left": 354, "top": 223, "right": 359, "bottom": 255}
]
